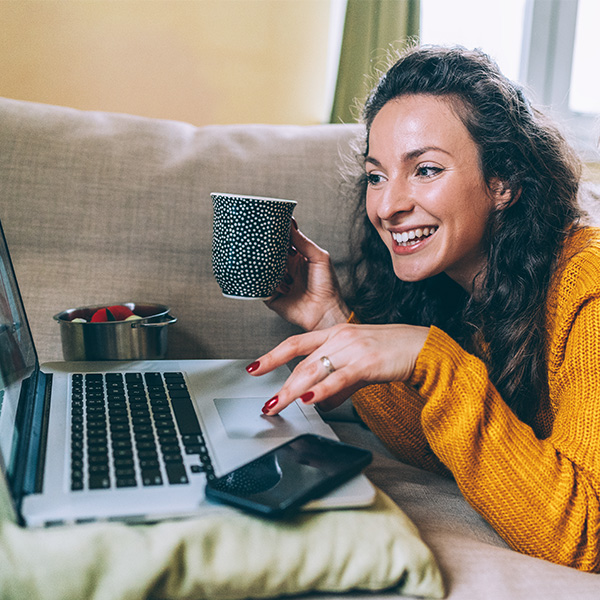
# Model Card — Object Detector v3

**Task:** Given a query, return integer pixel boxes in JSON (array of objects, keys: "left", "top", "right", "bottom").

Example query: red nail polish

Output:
[
  {"left": 300, "top": 391, "right": 315, "bottom": 403},
  {"left": 246, "top": 361, "right": 260, "bottom": 373},
  {"left": 262, "top": 396, "right": 278, "bottom": 414}
]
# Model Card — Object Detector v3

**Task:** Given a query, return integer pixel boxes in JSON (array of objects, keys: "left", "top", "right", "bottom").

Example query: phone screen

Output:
[{"left": 205, "top": 434, "right": 372, "bottom": 517}]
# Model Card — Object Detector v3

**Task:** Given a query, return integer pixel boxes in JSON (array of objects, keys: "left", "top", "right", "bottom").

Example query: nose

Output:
[{"left": 374, "top": 179, "right": 415, "bottom": 222}]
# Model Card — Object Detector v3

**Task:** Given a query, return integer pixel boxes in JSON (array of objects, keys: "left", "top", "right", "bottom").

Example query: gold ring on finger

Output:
[{"left": 319, "top": 355, "right": 335, "bottom": 374}]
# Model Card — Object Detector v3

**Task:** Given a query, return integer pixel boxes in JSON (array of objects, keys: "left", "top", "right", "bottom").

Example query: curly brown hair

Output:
[{"left": 349, "top": 45, "right": 582, "bottom": 424}]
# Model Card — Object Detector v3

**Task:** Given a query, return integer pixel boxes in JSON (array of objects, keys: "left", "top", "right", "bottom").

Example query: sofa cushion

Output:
[{"left": 0, "top": 488, "right": 444, "bottom": 600}]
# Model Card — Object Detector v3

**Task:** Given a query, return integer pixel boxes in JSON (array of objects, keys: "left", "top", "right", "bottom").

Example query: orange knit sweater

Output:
[{"left": 351, "top": 227, "right": 600, "bottom": 572}]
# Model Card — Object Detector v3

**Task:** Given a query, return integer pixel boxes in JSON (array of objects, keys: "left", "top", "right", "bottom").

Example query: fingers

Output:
[
  {"left": 273, "top": 271, "right": 294, "bottom": 295},
  {"left": 250, "top": 328, "right": 364, "bottom": 416},
  {"left": 260, "top": 355, "right": 361, "bottom": 416},
  {"left": 246, "top": 329, "right": 331, "bottom": 377},
  {"left": 289, "top": 224, "right": 330, "bottom": 264},
  {"left": 264, "top": 239, "right": 304, "bottom": 305},
  {"left": 246, "top": 330, "right": 345, "bottom": 416}
]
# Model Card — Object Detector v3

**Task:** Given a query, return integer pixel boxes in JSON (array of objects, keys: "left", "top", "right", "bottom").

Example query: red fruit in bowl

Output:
[
  {"left": 90, "top": 305, "right": 136, "bottom": 322},
  {"left": 91, "top": 308, "right": 114, "bottom": 322},
  {"left": 107, "top": 305, "right": 136, "bottom": 320}
]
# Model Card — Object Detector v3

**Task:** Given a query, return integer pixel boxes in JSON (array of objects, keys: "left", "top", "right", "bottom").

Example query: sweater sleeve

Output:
[
  {"left": 408, "top": 292, "right": 600, "bottom": 571},
  {"left": 351, "top": 381, "right": 449, "bottom": 475}
]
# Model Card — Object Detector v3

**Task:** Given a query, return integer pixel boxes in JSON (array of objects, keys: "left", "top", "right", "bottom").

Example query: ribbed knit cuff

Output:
[{"left": 406, "top": 326, "right": 468, "bottom": 395}]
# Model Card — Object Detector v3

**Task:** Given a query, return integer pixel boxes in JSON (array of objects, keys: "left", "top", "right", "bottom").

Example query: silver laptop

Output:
[{"left": 0, "top": 221, "right": 374, "bottom": 527}]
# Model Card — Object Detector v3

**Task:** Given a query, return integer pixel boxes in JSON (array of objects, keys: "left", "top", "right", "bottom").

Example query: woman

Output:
[{"left": 245, "top": 46, "right": 600, "bottom": 571}]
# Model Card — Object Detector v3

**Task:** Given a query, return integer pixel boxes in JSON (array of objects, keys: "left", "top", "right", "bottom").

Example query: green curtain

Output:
[{"left": 330, "top": 0, "right": 420, "bottom": 124}]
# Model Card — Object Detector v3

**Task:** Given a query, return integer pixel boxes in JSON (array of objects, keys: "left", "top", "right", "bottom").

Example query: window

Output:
[
  {"left": 570, "top": 0, "right": 600, "bottom": 115},
  {"left": 420, "top": 0, "right": 600, "bottom": 158},
  {"left": 420, "top": 0, "right": 526, "bottom": 81}
]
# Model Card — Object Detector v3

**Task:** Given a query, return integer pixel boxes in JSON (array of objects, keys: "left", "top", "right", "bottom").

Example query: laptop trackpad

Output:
[{"left": 214, "top": 397, "right": 310, "bottom": 439}]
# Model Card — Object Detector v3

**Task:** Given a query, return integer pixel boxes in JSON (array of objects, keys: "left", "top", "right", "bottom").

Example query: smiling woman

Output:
[{"left": 246, "top": 45, "right": 600, "bottom": 572}]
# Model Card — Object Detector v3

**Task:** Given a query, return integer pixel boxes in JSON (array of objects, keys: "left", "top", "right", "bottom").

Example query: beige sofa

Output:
[{"left": 1, "top": 96, "right": 600, "bottom": 598}]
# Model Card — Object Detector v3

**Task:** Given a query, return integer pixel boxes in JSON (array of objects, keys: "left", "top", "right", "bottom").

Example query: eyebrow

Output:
[{"left": 365, "top": 145, "right": 451, "bottom": 166}]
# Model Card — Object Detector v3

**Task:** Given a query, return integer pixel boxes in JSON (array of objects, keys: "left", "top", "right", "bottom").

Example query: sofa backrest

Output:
[
  {"left": 2, "top": 97, "right": 599, "bottom": 362},
  {"left": 0, "top": 97, "right": 364, "bottom": 361}
]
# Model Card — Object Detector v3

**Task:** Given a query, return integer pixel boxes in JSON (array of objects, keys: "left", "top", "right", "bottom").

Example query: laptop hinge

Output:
[{"left": 23, "top": 372, "right": 52, "bottom": 495}]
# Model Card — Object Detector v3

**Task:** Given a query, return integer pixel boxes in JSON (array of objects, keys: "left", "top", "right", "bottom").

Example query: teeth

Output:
[{"left": 392, "top": 226, "right": 437, "bottom": 246}]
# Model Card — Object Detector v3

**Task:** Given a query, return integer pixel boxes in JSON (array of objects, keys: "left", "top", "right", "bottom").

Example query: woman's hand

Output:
[
  {"left": 246, "top": 323, "right": 430, "bottom": 415},
  {"left": 265, "top": 222, "right": 350, "bottom": 331}
]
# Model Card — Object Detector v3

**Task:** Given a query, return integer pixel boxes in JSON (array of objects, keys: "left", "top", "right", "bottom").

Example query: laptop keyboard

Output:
[{"left": 69, "top": 372, "right": 214, "bottom": 491}]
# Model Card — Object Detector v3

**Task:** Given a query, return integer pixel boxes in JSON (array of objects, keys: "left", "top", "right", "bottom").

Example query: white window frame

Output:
[{"left": 520, "top": 0, "right": 599, "bottom": 159}]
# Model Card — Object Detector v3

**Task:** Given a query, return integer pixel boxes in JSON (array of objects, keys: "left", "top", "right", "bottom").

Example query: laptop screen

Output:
[{"left": 0, "top": 222, "right": 38, "bottom": 488}]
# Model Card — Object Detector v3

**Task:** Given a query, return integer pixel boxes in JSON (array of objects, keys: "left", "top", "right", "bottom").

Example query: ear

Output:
[{"left": 489, "top": 178, "right": 520, "bottom": 209}]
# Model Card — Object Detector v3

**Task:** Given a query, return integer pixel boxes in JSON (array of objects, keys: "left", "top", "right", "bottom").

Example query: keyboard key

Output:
[
  {"left": 143, "top": 373, "right": 163, "bottom": 386},
  {"left": 163, "top": 453, "right": 184, "bottom": 463},
  {"left": 116, "top": 477, "right": 137, "bottom": 488},
  {"left": 134, "top": 432, "right": 155, "bottom": 443},
  {"left": 89, "top": 475, "right": 111, "bottom": 489},
  {"left": 168, "top": 388, "right": 192, "bottom": 399},
  {"left": 166, "top": 463, "right": 189, "bottom": 485},
  {"left": 171, "top": 397, "right": 202, "bottom": 435},
  {"left": 159, "top": 435, "right": 178, "bottom": 447},
  {"left": 89, "top": 462, "right": 109, "bottom": 472},
  {"left": 141, "top": 469, "right": 163, "bottom": 486},
  {"left": 113, "top": 448, "right": 134, "bottom": 460},
  {"left": 139, "top": 458, "right": 160, "bottom": 470},
  {"left": 185, "top": 444, "right": 205, "bottom": 454},
  {"left": 138, "top": 450, "right": 158, "bottom": 460},
  {"left": 182, "top": 434, "right": 204, "bottom": 445},
  {"left": 115, "top": 467, "right": 136, "bottom": 478},
  {"left": 135, "top": 440, "right": 157, "bottom": 451},
  {"left": 112, "top": 440, "right": 133, "bottom": 450}
]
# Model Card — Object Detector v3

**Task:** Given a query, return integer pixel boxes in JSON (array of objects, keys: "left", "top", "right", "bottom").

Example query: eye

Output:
[
  {"left": 366, "top": 172, "right": 385, "bottom": 187},
  {"left": 416, "top": 164, "right": 443, "bottom": 179}
]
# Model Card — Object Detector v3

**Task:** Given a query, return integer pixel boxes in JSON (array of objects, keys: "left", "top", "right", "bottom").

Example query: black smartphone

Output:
[{"left": 204, "top": 433, "right": 372, "bottom": 518}]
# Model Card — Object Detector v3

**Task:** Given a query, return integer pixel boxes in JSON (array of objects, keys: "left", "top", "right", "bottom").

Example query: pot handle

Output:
[{"left": 135, "top": 314, "right": 178, "bottom": 328}]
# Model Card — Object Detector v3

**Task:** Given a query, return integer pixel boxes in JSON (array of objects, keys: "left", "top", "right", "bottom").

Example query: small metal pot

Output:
[{"left": 53, "top": 302, "right": 177, "bottom": 361}]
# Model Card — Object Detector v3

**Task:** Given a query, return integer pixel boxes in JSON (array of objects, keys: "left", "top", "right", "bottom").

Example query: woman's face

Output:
[{"left": 365, "top": 94, "right": 499, "bottom": 292}]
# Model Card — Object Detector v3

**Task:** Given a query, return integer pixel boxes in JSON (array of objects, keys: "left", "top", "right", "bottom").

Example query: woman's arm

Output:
[
  {"left": 254, "top": 282, "right": 600, "bottom": 570},
  {"left": 410, "top": 316, "right": 600, "bottom": 572}
]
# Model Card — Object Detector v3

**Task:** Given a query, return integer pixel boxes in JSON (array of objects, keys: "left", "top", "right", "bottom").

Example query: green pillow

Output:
[{"left": 0, "top": 489, "right": 444, "bottom": 599}]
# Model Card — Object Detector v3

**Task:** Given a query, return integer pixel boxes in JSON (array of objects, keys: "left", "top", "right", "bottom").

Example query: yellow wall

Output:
[{"left": 0, "top": 0, "right": 334, "bottom": 125}]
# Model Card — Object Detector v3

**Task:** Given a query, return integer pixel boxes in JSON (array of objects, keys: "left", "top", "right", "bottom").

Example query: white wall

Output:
[{"left": 0, "top": 0, "right": 335, "bottom": 125}]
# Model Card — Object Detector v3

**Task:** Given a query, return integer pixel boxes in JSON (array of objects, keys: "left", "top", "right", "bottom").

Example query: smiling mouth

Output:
[{"left": 391, "top": 226, "right": 438, "bottom": 247}]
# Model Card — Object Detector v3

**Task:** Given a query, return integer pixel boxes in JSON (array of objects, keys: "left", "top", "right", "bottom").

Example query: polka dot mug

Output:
[{"left": 211, "top": 193, "right": 297, "bottom": 299}]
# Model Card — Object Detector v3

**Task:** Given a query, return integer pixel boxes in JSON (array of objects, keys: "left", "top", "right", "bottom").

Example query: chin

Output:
[
  {"left": 393, "top": 270, "right": 428, "bottom": 283},
  {"left": 391, "top": 261, "right": 441, "bottom": 283}
]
